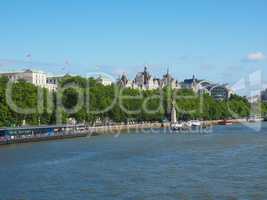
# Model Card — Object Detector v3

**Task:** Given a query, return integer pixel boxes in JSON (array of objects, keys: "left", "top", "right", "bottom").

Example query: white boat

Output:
[
  {"left": 248, "top": 115, "right": 262, "bottom": 122},
  {"left": 191, "top": 120, "right": 201, "bottom": 127},
  {"left": 170, "top": 123, "right": 183, "bottom": 130},
  {"left": 184, "top": 121, "right": 192, "bottom": 127}
]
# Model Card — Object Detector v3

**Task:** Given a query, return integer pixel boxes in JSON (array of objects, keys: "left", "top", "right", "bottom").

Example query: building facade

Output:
[
  {"left": 0, "top": 69, "right": 58, "bottom": 92},
  {"left": 133, "top": 66, "right": 157, "bottom": 89},
  {"left": 96, "top": 75, "right": 113, "bottom": 86},
  {"left": 180, "top": 75, "right": 233, "bottom": 100},
  {"left": 161, "top": 69, "right": 180, "bottom": 89},
  {"left": 180, "top": 75, "right": 201, "bottom": 92},
  {"left": 207, "top": 84, "right": 233, "bottom": 101},
  {"left": 117, "top": 67, "right": 180, "bottom": 90},
  {"left": 0, "top": 68, "right": 234, "bottom": 100},
  {"left": 261, "top": 89, "right": 267, "bottom": 102},
  {"left": 0, "top": 69, "right": 47, "bottom": 87}
]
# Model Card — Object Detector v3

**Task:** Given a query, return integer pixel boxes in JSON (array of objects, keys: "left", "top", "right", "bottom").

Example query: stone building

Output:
[
  {"left": 206, "top": 84, "right": 234, "bottom": 100},
  {"left": 161, "top": 69, "right": 180, "bottom": 89},
  {"left": 117, "top": 67, "right": 180, "bottom": 90},
  {"left": 96, "top": 75, "right": 113, "bottom": 86},
  {"left": 0, "top": 69, "right": 58, "bottom": 92}
]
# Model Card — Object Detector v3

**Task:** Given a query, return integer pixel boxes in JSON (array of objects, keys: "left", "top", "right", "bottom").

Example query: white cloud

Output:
[{"left": 246, "top": 52, "right": 266, "bottom": 61}]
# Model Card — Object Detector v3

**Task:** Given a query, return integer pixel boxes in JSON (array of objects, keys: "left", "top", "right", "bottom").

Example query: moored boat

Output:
[
  {"left": 248, "top": 115, "right": 262, "bottom": 123},
  {"left": 218, "top": 120, "right": 233, "bottom": 125},
  {"left": 191, "top": 120, "right": 201, "bottom": 127},
  {"left": 170, "top": 122, "right": 183, "bottom": 130},
  {"left": 184, "top": 121, "right": 192, "bottom": 128}
]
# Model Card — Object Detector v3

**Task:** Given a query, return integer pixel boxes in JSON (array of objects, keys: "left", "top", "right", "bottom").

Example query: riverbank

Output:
[
  {"left": 0, "top": 118, "right": 257, "bottom": 146},
  {"left": 0, "top": 122, "right": 168, "bottom": 145},
  {"left": 203, "top": 118, "right": 249, "bottom": 125}
]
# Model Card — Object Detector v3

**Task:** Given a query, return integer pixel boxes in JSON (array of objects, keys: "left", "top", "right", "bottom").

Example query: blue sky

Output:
[{"left": 0, "top": 0, "right": 267, "bottom": 86}]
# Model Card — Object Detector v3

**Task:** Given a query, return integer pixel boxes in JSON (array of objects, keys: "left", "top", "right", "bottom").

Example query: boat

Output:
[
  {"left": 169, "top": 101, "right": 193, "bottom": 131},
  {"left": 170, "top": 122, "right": 183, "bottom": 131},
  {"left": 191, "top": 120, "right": 201, "bottom": 127},
  {"left": 184, "top": 121, "right": 192, "bottom": 128},
  {"left": 248, "top": 115, "right": 262, "bottom": 123},
  {"left": 218, "top": 120, "right": 233, "bottom": 125}
]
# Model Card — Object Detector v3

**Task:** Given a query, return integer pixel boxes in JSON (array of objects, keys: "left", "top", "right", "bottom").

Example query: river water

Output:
[{"left": 1, "top": 123, "right": 267, "bottom": 200}]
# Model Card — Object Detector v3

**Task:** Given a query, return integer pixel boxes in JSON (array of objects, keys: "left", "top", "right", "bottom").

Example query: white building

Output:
[
  {"left": 131, "top": 66, "right": 156, "bottom": 89},
  {"left": 46, "top": 76, "right": 61, "bottom": 85},
  {"left": 46, "top": 82, "right": 58, "bottom": 92},
  {"left": 24, "top": 69, "right": 47, "bottom": 88},
  {"left": 46, "top": 76, "right": 65, "bottom": 91},
  {"left": 0, "top": 69, "right": 47, "bottom": 87},
  {"left": 0, "top": 69, "right": 57, "bottom": 92},
  {"left": 96, "top": 75, "right": 113, "bottom": 86}
]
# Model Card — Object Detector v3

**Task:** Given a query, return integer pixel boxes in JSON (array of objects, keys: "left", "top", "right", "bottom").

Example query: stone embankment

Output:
[{"left": 0, "top": 122, "right": 169, "bottom": 145}]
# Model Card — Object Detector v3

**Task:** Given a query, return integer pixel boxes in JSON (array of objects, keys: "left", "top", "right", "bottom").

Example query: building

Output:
[
  {"left": 45, "top": 83, "right": 57, "bottom": 92},
  {"left": 117, "top": 73, "right": 129, "bottom": 87},
  {"left": 161, "top": 69, "right": 180, "bottom": 89},
  {"left": 0, "top": 69, "right": 58, "bottom": 92},
  {"left": 196, "top": 81, "right": 214, "bottom": 95},
  {"left": 153, "top": 78, "right": 161, "bottom": 89},
  {"left": 117, "top": 66, "right": 180, "bottom": 90},
  {"left": 96, "top": 75, "right": 113, "bottom": 86},
  {"left": 0, "top": 71, "right": 24, "bottom": 82},
  {"left": 46, "top": 76, "right": 64, "bottom": 91},
  {"left": 133, "top": 66, "right": 168, "bottom": 89},
  {"left": 207, "top": 84, "right": 233, "bottom": 101},
  {"left": 134, "top": 66, "right": 153, "bottom": 89},
  {"left": 0, "top": 69, "right": 47, "bottom": 87},
  {"left": 180, "top": 75, "right": 234, "bottom": 100},
  {"left": 261, "top": 89, "right": 267, "bottom": 102},
  {"left": 0, "top": 68, "right": 235, "bottom": 100},
  {"left": 46, "top": 76, "right": 62, "bottom": 85},
  {"left": 117, "top": 66, "right": 158, "bottom": 90},
  {"left": 180, "top": 75, "right": 212, "bottom": 92},
  {"left": 180, "top": 75, "right": 200, "bottom": 92},
  {"left": 122, "top": 74, "right": 135, "bottom": 88}
]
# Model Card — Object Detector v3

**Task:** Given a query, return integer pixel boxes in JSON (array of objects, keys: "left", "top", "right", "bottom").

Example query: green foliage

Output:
[{"left": 0, "top": 76, "right": 255, "bottom": 127}]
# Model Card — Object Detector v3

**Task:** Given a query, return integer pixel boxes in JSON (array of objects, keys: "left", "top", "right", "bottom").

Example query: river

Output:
[{"left": 0, "top": 123, "right": 267, "bottom": 200}]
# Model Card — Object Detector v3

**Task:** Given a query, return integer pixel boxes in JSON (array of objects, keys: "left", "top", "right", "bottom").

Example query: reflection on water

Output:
[{"left": 1, "top": 123, "right": 267, "bottom": 200}]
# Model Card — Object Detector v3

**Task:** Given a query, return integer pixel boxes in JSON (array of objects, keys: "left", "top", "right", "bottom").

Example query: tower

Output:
[
  {"left": 143, "top": 65, "right": 150, "bottom": 85},
  {"left": 144, "top": 65, "right": 148, "bottom": 73}
]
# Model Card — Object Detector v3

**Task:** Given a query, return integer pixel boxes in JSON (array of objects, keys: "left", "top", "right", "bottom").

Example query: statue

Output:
[{"left": 171, "top": 100, "right": 177, "bottom": 123}]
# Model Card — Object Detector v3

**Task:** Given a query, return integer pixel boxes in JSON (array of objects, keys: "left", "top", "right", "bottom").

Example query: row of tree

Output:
[{"left": 0, "top": 76, "right": 266, "bottom": 127}]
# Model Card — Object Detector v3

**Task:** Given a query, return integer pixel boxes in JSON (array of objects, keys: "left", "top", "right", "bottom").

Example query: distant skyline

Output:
[{"left": 0, "top": 0, "right": 267, "bottom": 87}]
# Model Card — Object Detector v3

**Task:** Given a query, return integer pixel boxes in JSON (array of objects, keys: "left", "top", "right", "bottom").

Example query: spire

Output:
[
  {"left": 144, "top": 65, "right": 148, "bottom": 73},
  {"left": 122, "top": 72, "right": 127, "bottom": 82}
]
